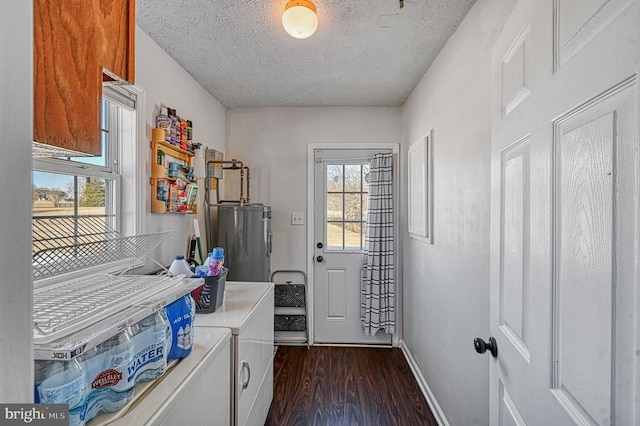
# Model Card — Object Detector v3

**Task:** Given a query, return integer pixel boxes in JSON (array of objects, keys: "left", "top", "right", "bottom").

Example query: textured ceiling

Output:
[{"left": 136, "top": 0, "right": 477, "bottom": 108}]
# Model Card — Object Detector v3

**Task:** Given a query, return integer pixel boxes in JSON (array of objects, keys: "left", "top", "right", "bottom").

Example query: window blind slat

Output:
[{"left": 103, "top": 85, "right": 136, "bottom": 110}]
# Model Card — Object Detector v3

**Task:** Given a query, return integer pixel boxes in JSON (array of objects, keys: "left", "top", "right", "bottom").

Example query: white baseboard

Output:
[{"left": 400, "top": 341, "right": 450, "bottom": 426}]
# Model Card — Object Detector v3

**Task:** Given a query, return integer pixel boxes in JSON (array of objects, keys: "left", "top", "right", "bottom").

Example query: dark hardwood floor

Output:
[{"left": 265, "top": 345, "right": 438, "bottom": 426}]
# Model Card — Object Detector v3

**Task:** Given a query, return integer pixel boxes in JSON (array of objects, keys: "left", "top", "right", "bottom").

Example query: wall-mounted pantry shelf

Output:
[
  {"left": 150, "top": 140, "right": 198, "bottom": 214},
  {"left": 33, "top": 275, "right": 203, "bottom": 360}
]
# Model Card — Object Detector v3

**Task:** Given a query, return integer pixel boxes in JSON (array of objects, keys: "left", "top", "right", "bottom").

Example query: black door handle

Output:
[
  {"left": 316, "top": 256, "right": 324, "bottom": 263},
  {"left": 317, "top": 242, "right": 323, "bottom": 249},
  {"left": 474, "top": 337, "right": 498, "bottom": 358}
]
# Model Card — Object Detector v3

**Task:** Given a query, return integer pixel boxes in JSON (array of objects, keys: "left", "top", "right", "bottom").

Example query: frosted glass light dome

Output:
[{"left": 282, "top": 0, "right": 318, "bottom": 39}]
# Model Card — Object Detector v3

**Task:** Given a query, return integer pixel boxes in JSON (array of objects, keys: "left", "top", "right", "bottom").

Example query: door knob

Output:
[
  {"left": 316, "top": 256, "right": 324, "bottom": 263},
  {"left": 474, "top": 337, "right": 498, "bottom": 358}
]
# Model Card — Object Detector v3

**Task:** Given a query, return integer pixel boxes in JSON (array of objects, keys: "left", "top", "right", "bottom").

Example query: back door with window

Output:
[{"left": 313, "top": 149, "right": 392, "bottom": 345}]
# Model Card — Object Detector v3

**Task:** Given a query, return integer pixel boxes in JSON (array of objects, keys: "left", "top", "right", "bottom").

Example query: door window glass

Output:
[{"left": 325, "top": 163, "right": 369, "bottom": 251}]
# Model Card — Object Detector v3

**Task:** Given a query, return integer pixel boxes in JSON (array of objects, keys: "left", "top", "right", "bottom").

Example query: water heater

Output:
[{"left": 216, "top": 204, "right": 272, "bottom": 282}]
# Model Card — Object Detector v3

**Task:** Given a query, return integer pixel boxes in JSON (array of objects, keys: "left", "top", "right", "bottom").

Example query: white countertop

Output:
[{"left": 195, "top": 281, "right": 274, "bottom": 333}]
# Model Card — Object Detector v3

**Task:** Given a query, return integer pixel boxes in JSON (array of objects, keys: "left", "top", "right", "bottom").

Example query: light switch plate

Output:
[{"left": 291, "top": 212, "right": 304, "bottom": 225}]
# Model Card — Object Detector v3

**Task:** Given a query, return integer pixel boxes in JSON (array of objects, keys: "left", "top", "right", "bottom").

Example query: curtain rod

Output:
[
  {"left": 315, "top": 156, "right": 372, "bottom": 164},
  {"left": 316, "top": 153, "right": 395, "bottom": 163}
]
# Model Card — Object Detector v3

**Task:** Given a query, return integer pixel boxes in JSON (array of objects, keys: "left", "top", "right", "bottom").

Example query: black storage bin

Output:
[{"left": 191, "top": 268, "right": 228, "bottom": 313}]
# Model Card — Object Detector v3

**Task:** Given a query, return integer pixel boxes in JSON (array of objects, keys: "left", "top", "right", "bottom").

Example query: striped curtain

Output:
[{"left": 361, "top": 152, "right": 395, "bottom": 336}]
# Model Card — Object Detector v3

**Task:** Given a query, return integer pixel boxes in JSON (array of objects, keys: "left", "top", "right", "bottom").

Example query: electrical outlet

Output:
[{"left": 291, "top": 212, "right": 304, "bottom": 225}]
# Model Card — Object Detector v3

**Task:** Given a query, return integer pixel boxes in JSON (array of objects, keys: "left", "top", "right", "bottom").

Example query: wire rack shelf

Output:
[
  {"left": 32, "top": 216, "right": 172, "bottom": 280},
  {"left": 33, "top": 275, "right": 204, "bottom": 360},
  {"left": 31, "top": 215, "right": 194, "bottom": 360}
]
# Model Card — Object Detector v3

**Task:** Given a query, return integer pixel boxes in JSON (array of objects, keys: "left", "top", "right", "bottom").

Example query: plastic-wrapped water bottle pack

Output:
[{"left": 34, "top": 295, "right": 196, "bottom": 426}]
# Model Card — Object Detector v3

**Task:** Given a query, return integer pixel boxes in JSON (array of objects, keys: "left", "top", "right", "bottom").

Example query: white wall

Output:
[
  {"left": 0, "top": 1, "right": 34, "bottom": 402},
  {"left": 135, "top": 27, "right": 226, "bottom": 268},
  {"left": 225, "top": 107, "right": 401, "bottom": 273},
  {"left": 401, "top": 0, "right": 515, "bottom": 424}
]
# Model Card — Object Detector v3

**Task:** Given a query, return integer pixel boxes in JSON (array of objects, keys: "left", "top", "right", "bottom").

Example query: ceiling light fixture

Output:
[{"left": 282, "top": 0, "right": 318, "bottom": 39}]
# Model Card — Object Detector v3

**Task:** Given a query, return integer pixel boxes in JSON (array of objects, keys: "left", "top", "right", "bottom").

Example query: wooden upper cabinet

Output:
[
  {"left": 34, "top": 0, "right": 135, "bottom": 156},
  {"left": 97, "top": 0, "right": 136, "bottom": 84}
]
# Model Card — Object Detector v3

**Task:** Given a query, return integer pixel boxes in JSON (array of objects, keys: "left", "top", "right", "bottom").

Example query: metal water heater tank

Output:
[{"left": 216, "top": 204, "right": 272, "bottom": 282}]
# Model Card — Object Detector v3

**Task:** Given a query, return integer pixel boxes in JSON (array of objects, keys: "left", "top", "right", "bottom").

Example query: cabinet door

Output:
[
  {"left": 236, "top": 291, "right": 274, "bottom": 426},
  {"left": 97, "top": 0, "right": 135, "bottom": 83},
  {"left": 244, "top": 358, "right": 274, "bottom": 426},
  {"left": 157, "top": 337, "right": 231, "bottom": 426},
  {"left": 34, "top": 0, "right": 101, "bottom": 154},
  {"left": 34, "top": 0, "right": 135, "bottom": 155}
]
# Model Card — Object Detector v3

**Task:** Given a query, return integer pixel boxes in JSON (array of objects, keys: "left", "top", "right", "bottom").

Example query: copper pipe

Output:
[
  {"left": 244, "top": 166, "right": 251, "bottom": 204},
  {"left": 208, "top": 159, "right": 252, "bottom": 204}
]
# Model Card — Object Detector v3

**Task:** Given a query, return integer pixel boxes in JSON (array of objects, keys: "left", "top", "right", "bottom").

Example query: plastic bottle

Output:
[
  {"left": 208, "top": 247, "right": 224, "bottom": 276},
  {"left": 156, "top": 149, "right": 165, "bottom": 166},
  {"left": 168, "top": 162, "right": 180, "bottom": 178},
  {"left": 165, "top": 295, "right": 195, "bottom": 361},
  {"left": 155, "top": 108, "right": 171, "bottom": 144},
  {"left": 157, "top": 180, "right": 168, "bottom": 202},
  {"left": 168, "top": 108, "right": 179, "bottom": 146},
  {"left": 202, "top": 252, "right": 211, "bottom": 268},
  {"left": 194, "top": 265, "right": 208, "bottom": 277},
  {"left": 75, "top": 332, "right": 135, "bottom": 425},
  {"left": 35, "top": 358, "right": 86, "bottom": 410},
  {"left": 126, "top": 311, "right": 171, "bottom": 384},
  {"left": 169, "top": 255, "right": 193, "bottom": 277},
  {"left": 179, "top": 119, "right": 188, "bottom": 151}
]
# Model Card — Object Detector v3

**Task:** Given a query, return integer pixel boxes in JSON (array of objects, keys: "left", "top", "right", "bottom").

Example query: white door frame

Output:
[{"left": 307, "top": 142, "right": 401, "bottom": 346}]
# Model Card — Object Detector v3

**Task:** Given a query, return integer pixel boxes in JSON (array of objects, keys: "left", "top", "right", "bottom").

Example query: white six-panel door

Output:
[{"left": 489, "top": 0, "right": 639, "bottom": 424}]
